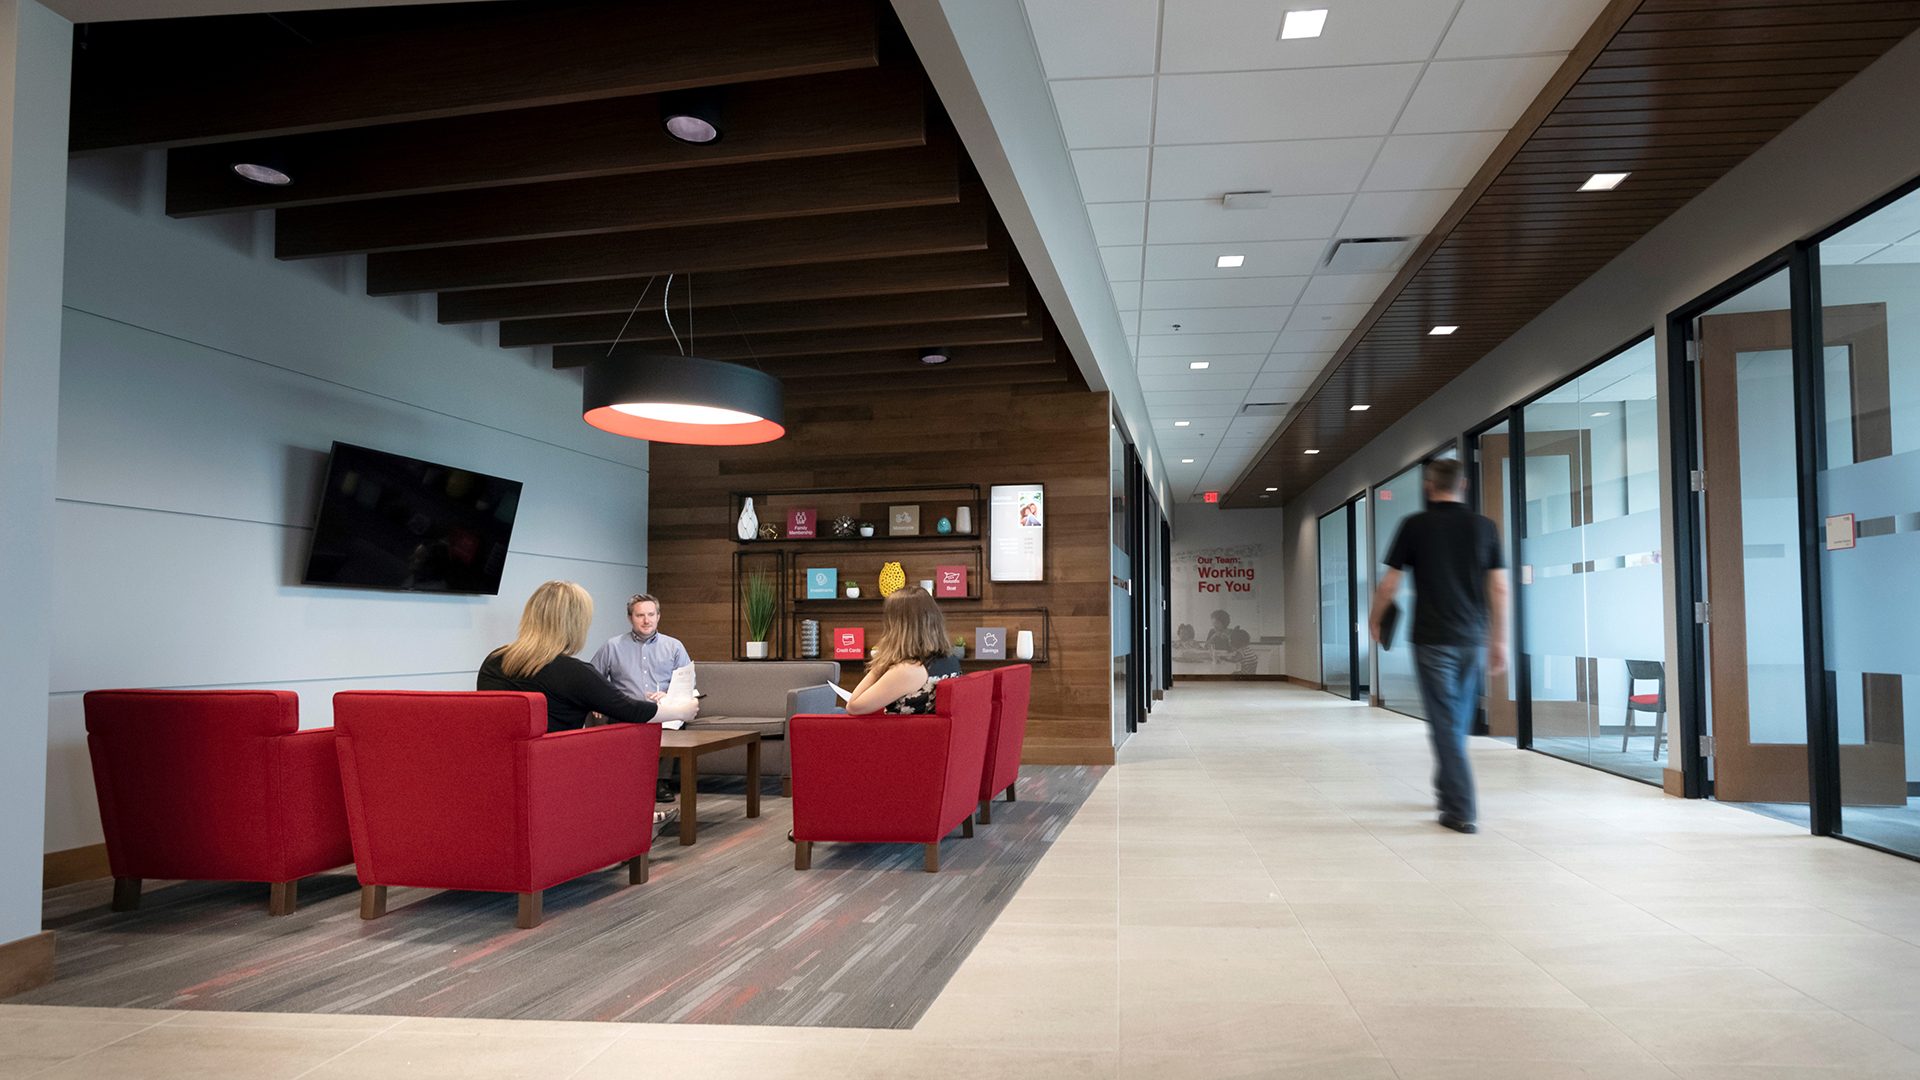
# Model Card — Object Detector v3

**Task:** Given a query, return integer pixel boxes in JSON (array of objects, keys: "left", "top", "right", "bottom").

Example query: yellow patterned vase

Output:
[{"left": 878, "top": 561, "right": 907, "bottom": 597}]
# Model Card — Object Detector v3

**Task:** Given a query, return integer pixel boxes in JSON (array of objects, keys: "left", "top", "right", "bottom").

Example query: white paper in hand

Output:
[
  {"left": 655, "top": 664, "right": 699, "bottom": 725},
  {"left": 829, "top": 682, "right": 853, "bottom": 704}
]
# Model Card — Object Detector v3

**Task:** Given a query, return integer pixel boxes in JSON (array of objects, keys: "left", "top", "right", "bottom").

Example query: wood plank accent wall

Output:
[{"left": 648, "top": 385, "right": 1114, "bottom": 765}]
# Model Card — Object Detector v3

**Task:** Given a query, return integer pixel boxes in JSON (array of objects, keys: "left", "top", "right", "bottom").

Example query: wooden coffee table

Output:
[{"left": 659, "top": 729, "right": 761, "bottom": 846}]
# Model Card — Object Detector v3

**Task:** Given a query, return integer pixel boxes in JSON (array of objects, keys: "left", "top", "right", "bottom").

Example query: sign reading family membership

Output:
[{"left": 989, "top": 484, "right": 1045, "bottom": 582}]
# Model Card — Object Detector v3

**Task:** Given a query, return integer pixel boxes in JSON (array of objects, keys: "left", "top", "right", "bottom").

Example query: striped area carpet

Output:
[{"left": 27, "top": 766, "right": 1102, "bottom": 1028}]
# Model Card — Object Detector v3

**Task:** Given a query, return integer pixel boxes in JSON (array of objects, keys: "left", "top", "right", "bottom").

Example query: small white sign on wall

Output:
[{"left": 1826, "top": 513, "right": 1856, "bottom": 551}]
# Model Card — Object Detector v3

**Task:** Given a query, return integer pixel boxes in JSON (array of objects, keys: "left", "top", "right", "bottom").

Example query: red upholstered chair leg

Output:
[
  {"left": 629, "top": 853, "right": 648, "bottom": 885},
  {"left": 516, "top": 891, "right": 543, "bottom": 929},
  {"left": 111, "top": 877, "right": 141, "bottom": 912},
  {"left": 359, "top": 885, "right": 388, "bottom": 920},
  {"left": 268, "top": 880, "right": 299, "bottom": 916},
  {"left": 924, "top": 843, "right": 940, "bottom": 873},
  {"left": 1006, "top": 780, "right": 1017, "bottom": 802},
  {"left": 794, "top": 841, "right": 812, "bottom": 871},
  {"left": 979, "top": 799, "right": 992, "bottom": 824},
  {"left": 962, "top": 817, "right": 975, "bottom": 838}
]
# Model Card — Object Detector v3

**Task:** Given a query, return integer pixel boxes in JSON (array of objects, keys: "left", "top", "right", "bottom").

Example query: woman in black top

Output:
[{"left": 478, "top": 581, "right": 693, "bottom": 732}]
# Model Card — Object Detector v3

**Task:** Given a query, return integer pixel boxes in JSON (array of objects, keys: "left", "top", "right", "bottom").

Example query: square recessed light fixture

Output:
[
  {"left": 1304, "top": 449, "right": 1321, "bottom": 455},
  {"left": 1174, "top": 420, "right": 1190, "bottom": 427},
  {"left": 1349, "top": 404, "right": 1371, "bottom": 411},
  {"left": 1280, "top": 8, "right": 1328, "bottom": 39},
  {"left": 1181, "top": 458, "right": 1195, "bottom": 464},
  {"left": 1189, "top": 361, "right": 1211, "bottom": 370},
  {"left": 1265, "top": 486, "right": 1278, "bottom": 492},
  {"left": 1579, "top": 172, "right": 1630, "bottom": 192},
  {"left": 1591, "top": 411, "right": 1612, "bottom": 417},
  {"left": 1430, "top": 325, "right": 1458, "bottom": 336},
  {"left": 1216, "top": 254, "right": 1246, "bottom": 268}
]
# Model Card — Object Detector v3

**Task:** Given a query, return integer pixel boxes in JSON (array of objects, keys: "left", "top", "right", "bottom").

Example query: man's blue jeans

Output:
[{"left": 1412, "top": 643, "right": 1481, "bottom": 825}]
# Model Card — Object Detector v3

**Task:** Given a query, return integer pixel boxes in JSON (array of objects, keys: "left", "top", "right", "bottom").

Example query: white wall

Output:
[
  {"left": 1171, "top": 504, "right": 1286, "bottom": 676},
  {"left": 1280, "top": 24, "right": 1920, "bottom": 767},
  {"left": 46, "top": 151, "right": 652, "bottom": 854}
]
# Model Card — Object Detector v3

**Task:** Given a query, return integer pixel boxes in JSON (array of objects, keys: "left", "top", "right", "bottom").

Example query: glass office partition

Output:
[
  {"left": 1353, "top": 496, "right": 1370, "bottom": 699},
  {"left": 1520, "top": 338, "right": 1665, "bottom": 783},
  {"left": 1373, "top": 464, "right": 1425, "bottom": 718},
  {"left": 1319, "top": 504, "right": 1353, "bottom": 698},
  {"left": 1474, "top": 419, "right": 1521, "bottom": 743},
  {"left": 1817, "top": 188, "right": 1920, "bottom": 855}
]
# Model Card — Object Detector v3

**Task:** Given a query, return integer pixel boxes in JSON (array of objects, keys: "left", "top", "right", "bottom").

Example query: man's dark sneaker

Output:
[{"left": 1438, "top": 816, "right": 1477, "bottom": 834}]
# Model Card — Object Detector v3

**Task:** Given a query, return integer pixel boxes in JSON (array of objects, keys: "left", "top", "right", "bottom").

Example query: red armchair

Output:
[
  {"left": 788, "top": 671, "right": 993, "bottom": 873},
  {"left": 332, "top": 691, "right": 660, "bottom": 928},
  {"left": 83, "top": 689, "right": 353, "bottom": 916},
  {"left": 977, "top": 664, "right": 1033, "bottom": 824}
]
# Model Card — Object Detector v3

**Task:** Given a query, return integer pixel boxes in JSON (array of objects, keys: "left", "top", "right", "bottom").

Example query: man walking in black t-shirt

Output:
[{"left": 1369, "top": 459, "right": 1509, "bottom": 834}]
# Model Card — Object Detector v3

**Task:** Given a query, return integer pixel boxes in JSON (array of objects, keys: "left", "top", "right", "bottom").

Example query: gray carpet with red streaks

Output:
[{"left": 26, "top": 765, "right": 1102, "bottom": 1028}]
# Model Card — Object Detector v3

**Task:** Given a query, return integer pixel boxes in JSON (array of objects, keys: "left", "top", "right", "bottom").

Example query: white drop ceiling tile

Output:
[
  {"left": 1155, "top": 65, "right": 1422, "bottom": 144},
  {"left": 1136, "top": 332, "right": 1278, "bottom": 357},
  {"left": 1860, "top": 243, "right": 1920, "bottom": 265},
  {"left": 1394, "top": 55, "right": 1566, "bottom": 135},
  {"left": 1226, "top": 415, "right": 1281, "bottom": 436},
  {"left": 1136, "top": 352, "right": 1267, "bottom": 375},
  {"left": 1438, "top": 0, "right": 1612, "bottom": 59},
  {"left": 1127, "top": 335, "right": 1140, "bottom": 356},
  {"left": 1341, "top": 188, "right": 1460, "bottom": 236},
  {"left": 1071, "top": 147, "right": 1152, "bottom": 204},
  {"left": 1101, "top": 245, "right": 1144, "bottom": 281},
  {"left": 1274, "top": 328, "right": 1350, "bottom": 353},
  {"left": 1140, "top": 276, "right": 1310, "bottom": 308},
  {"left": 1118, "top": 310, "right": 1141, "bottom": 334},
  {"left": 1148, "top": 138, "right": 1381, "bottom": 201},
  {"left": 1139, "top": 306, "right": 1291, "bottom": 335},
  {"left": 1254, "top": 369, "right": 1321, "bottom": 391},
  {"left": 1145, "top": 194, "right": 1352, "bottom": 244},
  {"left": 1089, "top": 202, "right": 1148, "bottom": 246},
  {"left": 1159, "top": 0, "right": 1457, "bottom": 72},
  {"left": 1050, "top": 77, "right": 1156, "bottom": 148},
  {"left": 1298, "top": 271, "right": 1396, "bottom": 305},
  {"left": 1144, "top": 240, "right": 1325, "bottom": 279},
  {"left": 1025, "top": 0, "right": 1161, "bottom": 78},
  {"left": 1363, "top": 130, "right": 1507, "bottom": 192},
  {"left": 1285, "top": 303, "right": 1372, "bottom": 333},
  {"left": 1110, "top": 279, "right": 1142, "bottom": 310},
  {"left": 1146, "top": 401, "right": 1240, "bottom": 418},
  {"left": 1139, "top": 372, "right": 1257, "bottom": 393},
  {"left": 1262, "top": 351, "right": 1335, "bottom": 373}
]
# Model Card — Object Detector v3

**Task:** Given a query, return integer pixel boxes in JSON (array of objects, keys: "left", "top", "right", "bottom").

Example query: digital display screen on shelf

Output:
[{"left": 989, "top": 483, "right": 1045, "bottom": 582}]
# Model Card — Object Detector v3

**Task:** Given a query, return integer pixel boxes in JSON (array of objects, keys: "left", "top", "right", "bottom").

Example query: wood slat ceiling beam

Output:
[
  {"left": 435, "top": 249, "right": 1012, "bottom": 324},
  {"left": 748, "top": 341, "right": 1059, "bottom": 379},
  {"left": 549, "top": 316, "right": 1045, "bottom": 368},
  {"left": 274, "top": 141, "right": 960, "bottom": 258},
  {"left": 499, "top": 286, "right": 1029, "bottom": 349},
  {"left": 1224, "top": 0, "right": 1920, "bottom": 507},
  {"left": 166, "top": 68, "right": 927, "bottom": 217},
  {"left": 71, "top": 0, "right": 879, "bottom": 151}
]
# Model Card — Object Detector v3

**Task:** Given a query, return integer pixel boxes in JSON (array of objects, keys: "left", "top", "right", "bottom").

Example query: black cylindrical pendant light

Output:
[{"left": 582, "top": 352, "right": 784, "bottom": 445}]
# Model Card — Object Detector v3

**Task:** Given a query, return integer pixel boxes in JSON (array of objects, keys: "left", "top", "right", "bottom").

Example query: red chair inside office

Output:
[
  {"left": 1622, "top": 659, "right": 1668, "bottom": 758},
  {"left": 331, "top": 690, "right": 659, "bottom": 928},
  {"left": 977, "top": 663, "right": 1033, "bottom": 824},
  {"left": 83, "top": 689, "right": 354, "bottom": 916},
  {"left": 788, "top": 670, "right": 993, "bottom": 873}
]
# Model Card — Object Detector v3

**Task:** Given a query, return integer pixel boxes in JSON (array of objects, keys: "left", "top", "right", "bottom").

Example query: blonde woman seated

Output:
[
  {"left": 479, "top": 580, "right": 697, "bottom": 733},
  {"left": 843, "top": 588, "right": 959, "bottom": 715}
]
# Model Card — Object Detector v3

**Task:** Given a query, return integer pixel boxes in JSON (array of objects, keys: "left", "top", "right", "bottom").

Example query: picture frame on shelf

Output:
[
  {"left": 805, "top": 567, "right": 838, "bottom": 599},
  {"left": 888, "top": 504, "right": 920, "bottom": 536}
]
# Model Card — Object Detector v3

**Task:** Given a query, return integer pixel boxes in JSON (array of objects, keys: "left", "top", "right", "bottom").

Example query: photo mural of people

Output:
[{"left": 1170, "top": 541, "right": 1284, "bottom": 675}]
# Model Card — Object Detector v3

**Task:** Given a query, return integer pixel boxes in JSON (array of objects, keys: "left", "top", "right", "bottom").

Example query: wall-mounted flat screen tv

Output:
[{"left": 302, "top": 442, "right": 522, "bottom": 595}]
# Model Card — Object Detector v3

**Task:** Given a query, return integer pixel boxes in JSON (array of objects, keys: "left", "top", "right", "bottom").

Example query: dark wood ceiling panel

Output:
[
  {"left": 498, "top": 287, "right": 1028, "bottom": 349},
  {"left": 550, "top": 317, "right": 1045, "bottom": 368},
  {"left": 165, "top": 68, "right": 926, "bottom": 217},
  {"left": 434, "top": 250, "right": 1012, "bottom": 324},
  {"left": 71, "top": 0, "right": 879, "bottom": 151},
  {"left": 365, "top": 200, "right": 990, "bottom": 295},
  {"left": 749, "top": 341, "right": 1059, "bottom": 379},
  {"left": 1225, "top": 0, "right": 1920, "bottom": 507},
  {"left": 274, "top": 142, "right": 960, "bottom": 258}
]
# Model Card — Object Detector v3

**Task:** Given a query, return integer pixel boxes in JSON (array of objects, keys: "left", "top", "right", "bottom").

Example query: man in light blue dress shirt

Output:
[{"left": 592, "top": 593, "right": 692, "bottom": 801}]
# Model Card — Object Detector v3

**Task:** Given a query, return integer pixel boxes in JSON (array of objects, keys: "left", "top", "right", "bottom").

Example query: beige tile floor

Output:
[{"left": 8, "top": 683, "right": 1920, "bottom": 1079}]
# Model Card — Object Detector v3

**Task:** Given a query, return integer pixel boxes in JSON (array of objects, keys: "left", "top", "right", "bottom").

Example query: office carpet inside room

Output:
[{"left": 26, "top": 765, "right": 1102, "bottom": 1028}]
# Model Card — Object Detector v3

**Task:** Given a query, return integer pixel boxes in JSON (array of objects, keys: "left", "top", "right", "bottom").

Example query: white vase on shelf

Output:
[
  {"left": 736, "top": 497, "right": 759, "bottom": 541},
  {"left": 956, "top": 506, "right": 972, "bottom": 533},
  {"left": 745, "top": 641, "right": 769, "bottom": 660},
  {"left": 1015, "top": 630, "right": 1035, "bottom": 660}
]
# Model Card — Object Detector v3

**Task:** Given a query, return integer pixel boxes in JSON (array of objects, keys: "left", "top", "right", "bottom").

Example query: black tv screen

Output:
[{"left": 302, "top": 442, "right": 522, "bottom": 595}]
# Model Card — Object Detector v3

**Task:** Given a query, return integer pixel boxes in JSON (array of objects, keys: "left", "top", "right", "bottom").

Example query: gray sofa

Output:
[{"left": 685, "top": 660, "right": 841, "bottom": 784}]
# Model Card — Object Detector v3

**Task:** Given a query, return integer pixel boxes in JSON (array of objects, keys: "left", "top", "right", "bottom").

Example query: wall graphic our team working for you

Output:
[{"left": 1170, "top": 539, "right": 1286, "bottom": 676}]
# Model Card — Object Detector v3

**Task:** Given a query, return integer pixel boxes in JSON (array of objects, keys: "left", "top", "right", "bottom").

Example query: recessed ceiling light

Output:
[
  {"left": 1430, "top": 325, "right": 1458, "bottom": 336},
  {"left": 1304, "top": 449, "right": 1321, "bottom": 455},
  {"left": 1259, "top": 494, "right": 1271, "bottom": 499},
  {"left": 1265, "top": 486, "right": 1278, "bottom": 492},
  {"left": 660, "top": 88, "right": 724, "bottom": 144},
  {"left": 919, "top": 347, "right": 950, "bottom": 365},
  {"left": 1216, "top": 254, "right": 1246, "bottom": 268},
  {"left": 1280, "top": 8, "right": 1328, "bottom": 39},
  {"left": 1591, "top": 410, "right": 1611, "bottom": 417},
  {"left": 232, "top": 163, "right": 291, "bottom": 186},
  {"left": 1349, "top": 404, "right": 1371, "bottom": 411},
  {"left": 1579, "top": 172, "right": 1630, "bottom": 192},
  {"left": 1181, "top": 458, "right": 1195, "bottom": 464},
  {"left": 1189, "top": 361, "right": 1210, "bottom": 370},
  {"left": 1174, "top": 420, "right": 1190, "bottom": 427}
]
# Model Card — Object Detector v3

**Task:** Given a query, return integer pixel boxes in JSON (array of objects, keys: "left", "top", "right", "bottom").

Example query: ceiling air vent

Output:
[
  {"left": 1323, "top": 236, "right": 1414, "bottom": 273},
  {"left": 1240, "top": 401, "right": 1288, "bottom": 416}
]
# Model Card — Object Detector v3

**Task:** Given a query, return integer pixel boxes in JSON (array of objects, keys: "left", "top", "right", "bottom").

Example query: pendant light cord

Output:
[
  {"left": 604, "top": 274, "right": 659, "bottom": 358},
  {"left": 663, "top": 273, "right": 684, "bottom": 356}
]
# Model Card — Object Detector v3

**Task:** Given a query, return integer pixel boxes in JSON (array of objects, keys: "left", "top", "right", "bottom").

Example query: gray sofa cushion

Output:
[{"left": 693, "top": 661, "right": 840, "bottom": 722}]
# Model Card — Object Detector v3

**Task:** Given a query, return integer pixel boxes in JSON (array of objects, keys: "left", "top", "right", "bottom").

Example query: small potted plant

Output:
[
  {"left": 951, "top": 635, "right": 966, "bottom": 660},
  {"left": 844, "top": 580, "right": 861, "bottom": 599},
  {"left": 742, "top": 569, "right": 776, "bottom": 659},
  {"left": 857, "top": 521, "right": 876, "bottom": 538}
]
